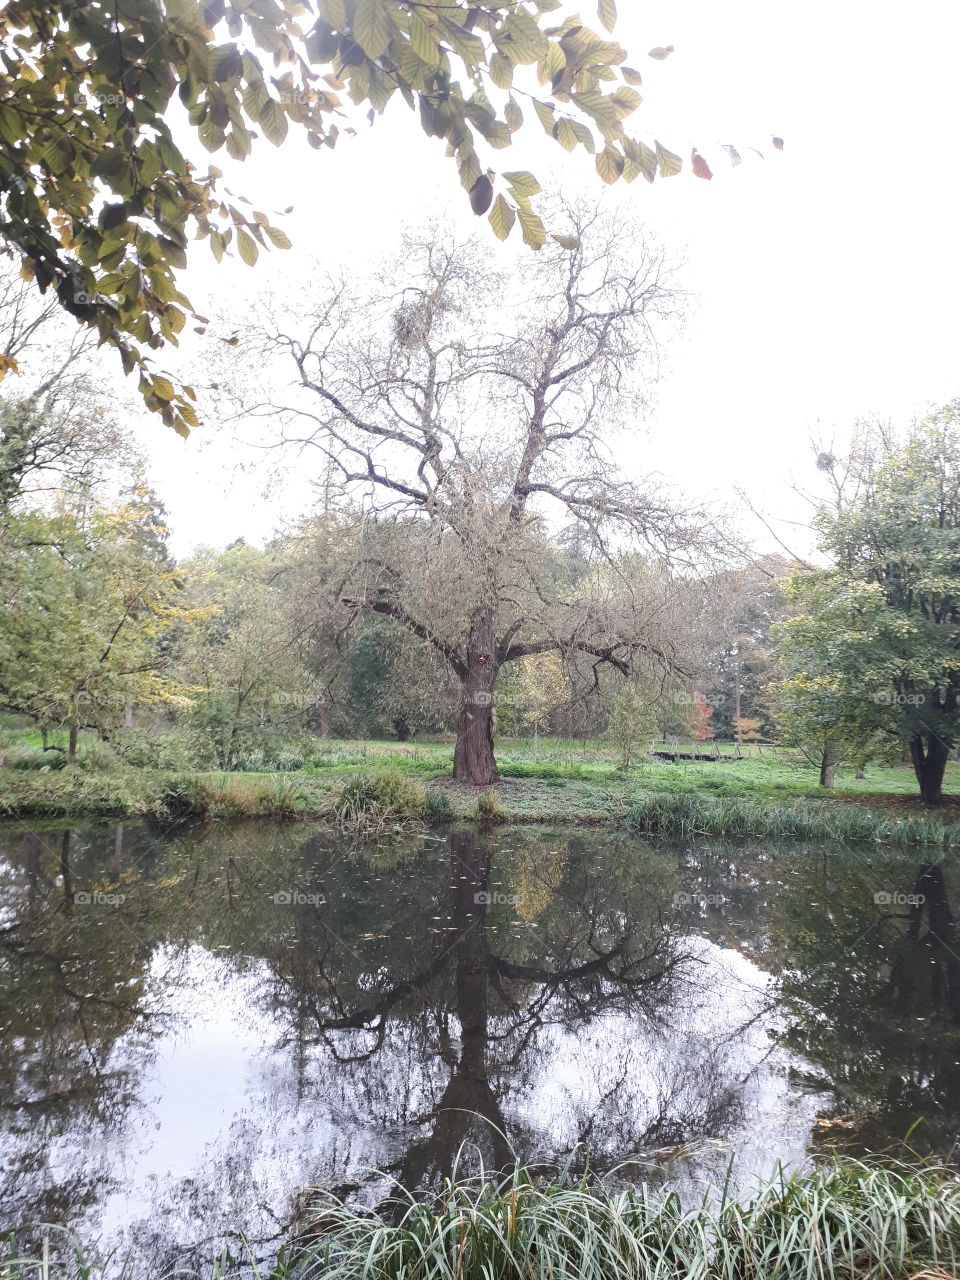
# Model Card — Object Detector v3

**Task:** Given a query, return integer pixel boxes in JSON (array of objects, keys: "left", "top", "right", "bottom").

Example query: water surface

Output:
[{"left": 1, "top": 819, "right": 958, "bottom": 1268}]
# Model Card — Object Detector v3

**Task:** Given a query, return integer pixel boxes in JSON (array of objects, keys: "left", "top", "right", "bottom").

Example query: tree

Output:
[
  {"left": 0, "top": 495, "right": 197, "bottom": 759},
  {"left": 233, "top": 207, "right": 711, "bottom": 784},
  {"left": 689, "top": 692, "right": 713, "bottom": 742},
  {"left": 176, "top": 540, "right": 329, "bottom": 769},
  {"left": 0, "top": 0, "right": 742, "bottom": 435},
  {"left": 698, "top": 555, "right": 794, "bottom": 741},
  {"left": 607, "top": 677, "right": 657, "bottom": 771},
  {"left": 777, "top": 407, "right": 960, "bottom": 803},
  {"left": 0, "top": 262, "right": 133, "bottom": 511}
]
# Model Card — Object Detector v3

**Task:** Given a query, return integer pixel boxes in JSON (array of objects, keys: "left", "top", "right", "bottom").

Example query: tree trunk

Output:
[
  {"left": 910, "top": 733, "right": 950, "bottom": 804},
  {"left": 67, "top": 722, "right": 78, "bottom": 764},
  {"left": 819, "top": 746, "right": 836, "bottom": 788},
  {"left": 453, "top": 612, "right": 498, "bottom": 786}
]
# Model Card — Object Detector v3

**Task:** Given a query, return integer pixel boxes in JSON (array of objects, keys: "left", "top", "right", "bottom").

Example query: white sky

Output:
[{"left": 125, "top": 0, "right": 960, "bottom": 557}]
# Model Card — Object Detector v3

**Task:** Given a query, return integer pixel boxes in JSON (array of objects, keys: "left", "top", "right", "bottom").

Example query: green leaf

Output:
[
  {"left": 537, "top": 41, "right": 565, "bottom": 85},
  {"left": 319, "top": 0, "right": 346, "bottom": 25},
  {"left": 264, "top": 225, "right": 292, "bottom": 249},
  {"left": 152, "top": 375, "right": 176, "bottom": 401},
  {"left": 596, "top": 144, "right": 624, "bottom": 184},
  {"left": 258, "top": 97, "right": 287, "bottom": 146},
  {"left": 570, "top": 119, "right": 595, "bottom": 152},
  {"left": 597, "top": 0, "right": 617, "bottom": 32},
  {"left": 407, "top": 11, "right": 440, "bottom": 66},
  {"left": 489, "top": 194, "right": 516, "bottom": 241},
  {"left": 648, "top": 45, "right": 675, "bottom": 60},
  {"left": 489, "top": 53, "right": 514, "bottom": 89},
  {"left": 621, "top": 65, "right": 643, "bottom": 86},
  {"left": 609, "top": 86, "right": 642, "bottom": 117},
  {"left": 555, "top": 118, "right": 579, "bottom": 152},
  {"left": 552, "top": 234, "right": 580, "bottom": 250},
  {"left": 655, "top": 141, "right": 682, "bottom": 177},
  {"left": 517, "top": 204, "right": 547, "bottom": 249},
  {"left": 503, "top": 170, "right": 541, "bottom": 199},
  {"left": 532, "top": 99, "right": 556, "bottom": 133},
  {"left": 629, "top": 139, "right": 658, "bottom": 182},
  {"left": 501, "top": 11, "right": 545, "bottom": 64},
  {"left": 353, "top": 0, "right": 393, "bottom": 60},
  {"left": 236, "top": 227, "right": 259, "bottom": 265},
  {"left": 458, "top": 148, "right": 483, "bottom": 192}
]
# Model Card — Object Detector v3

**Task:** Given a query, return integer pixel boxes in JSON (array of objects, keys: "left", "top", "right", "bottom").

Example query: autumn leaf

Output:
[{"left": 691, "top": 150, "right": 713, "bottom": 180}]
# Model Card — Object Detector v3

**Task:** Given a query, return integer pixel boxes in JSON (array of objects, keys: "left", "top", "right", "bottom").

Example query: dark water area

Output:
[{"left": 1, "top": 818, "right": 959, "bottom": 1270}]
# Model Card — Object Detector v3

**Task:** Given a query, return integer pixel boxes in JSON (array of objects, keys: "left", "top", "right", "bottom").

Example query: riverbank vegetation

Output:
[
  {"left": 7, "top": 733, "right": 960, "bottom": 845},
  {"left": 4, "top": 1157, "right": 960, "bottom": 1279}
]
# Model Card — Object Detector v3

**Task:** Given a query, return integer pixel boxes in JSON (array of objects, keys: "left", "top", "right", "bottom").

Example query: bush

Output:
[
  {"left": 274, "top": 751, "right": 305, "bottom": 772},
  {"left": 2, "top": 743, "right": 62, "bottom": 770},
  {"left": 335, "top": 769, "right": 426, "bottom": 835},
  {"left": 74, "top": 738, "right": 123, "bottom": 771},
  {"left": 424, "top": 788, "right": 453, "bottom": 822},
  {"left": 113, "top": 726, "right": 197, "bottom": 771},
  {"left": 473, "top": 789, "right": 505, "bottom": 825}
]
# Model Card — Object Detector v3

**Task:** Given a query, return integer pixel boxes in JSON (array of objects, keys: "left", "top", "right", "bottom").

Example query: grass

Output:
[
  {"left": 5, "top": 730, "right": 960, "bottom": 840},
  {"left": 308, "top": 1156, "right": 960, "bottom": 1280},
  {"left": 5, "top": 1157, "right": 960, "bottom": 1279},
  {"left": 625, "top": 790, "right": 960, "bottom": 847},
  {"left": 0, "top": 767, "right": 340, "bottom": 821}
]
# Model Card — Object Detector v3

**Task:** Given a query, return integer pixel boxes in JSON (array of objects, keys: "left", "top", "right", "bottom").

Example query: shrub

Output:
[
  {"left": 274, "top": 751, "right": 305, "bottom": 772},
  {"left": 424, "top": 788, "right": 453, "bottom": 822},
  {"left": 335, "top": 769, "right": 426, "bottom": 834},
  {"left": 473, "top": 789, "right": 505, "bottom": 824},
  {"left": 113, "top": 726, "right": 197, "bottom": 771}
]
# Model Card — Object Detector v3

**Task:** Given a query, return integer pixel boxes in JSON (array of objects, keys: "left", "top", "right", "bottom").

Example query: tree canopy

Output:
[
  {"left": 220, "top": 206, "right": 715, "bottom": 782},
  {"left": 777, "top": 407, "right": 960, "bottom": 803},
  {"left": 0, "top": 0, "right": 756, "bottom": 435}
]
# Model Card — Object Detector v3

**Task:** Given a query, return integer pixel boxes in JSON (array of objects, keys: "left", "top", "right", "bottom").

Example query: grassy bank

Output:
[
  {"left": 4, "top": 735, "right": 960, "bottom": 843},
  {"left": 5, "top": 1158, "right": 960, "bottom": 1279}
]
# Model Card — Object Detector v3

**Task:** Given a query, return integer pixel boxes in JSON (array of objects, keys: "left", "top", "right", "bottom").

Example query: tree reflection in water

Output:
[{"left": 0, "top": 820, "right": 851, "bottom": 1267}]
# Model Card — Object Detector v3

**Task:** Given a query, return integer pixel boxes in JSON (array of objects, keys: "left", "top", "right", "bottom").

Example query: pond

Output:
[{"left": 1, "top": 819, "right": 959, "bottom": 1271}]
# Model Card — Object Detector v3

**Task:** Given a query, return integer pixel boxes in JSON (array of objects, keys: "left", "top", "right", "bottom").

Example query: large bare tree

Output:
[{"left": 225, "top": 203, "right": 713, "bottom": 784}]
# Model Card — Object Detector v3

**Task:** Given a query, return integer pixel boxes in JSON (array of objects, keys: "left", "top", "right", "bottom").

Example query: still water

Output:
[{"left": 1, "top": 819, "right": 958, "bottom": 1268}]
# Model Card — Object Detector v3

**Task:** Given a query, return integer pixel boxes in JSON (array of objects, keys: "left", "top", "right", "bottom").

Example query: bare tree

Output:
[
  {"left": 226, "top": 202, "right": 718, "bottom": 784},
  {"left": 0, "top": 260, "right": 134, "bottom": 510}
]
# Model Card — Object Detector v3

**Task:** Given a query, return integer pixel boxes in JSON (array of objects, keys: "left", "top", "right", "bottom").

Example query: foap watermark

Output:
[
  {"left": 74, "top": 88, "right": 127, "bottom": 108},
  {"left": 673, "top": 891, "right": 726, "bottom": 908},
  {"left": 273, "top": 890, "right": 325, "bottom": 906},
  {"left": 872, "top": 691, "right": 925, "bottom": 706},
  {"left": 74, "top": 890, "right": 126, "bottom": 906},
  {"left": 474, "top": 890, "right": 522, "bottom": 906},
  {"left": 874, "top": 891, "right": 925, "bottom": 906}
]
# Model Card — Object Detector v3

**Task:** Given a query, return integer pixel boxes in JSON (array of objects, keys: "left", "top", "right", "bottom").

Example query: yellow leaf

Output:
[{"left": 489, "top": 194, "right": 516, "bottom": 241}]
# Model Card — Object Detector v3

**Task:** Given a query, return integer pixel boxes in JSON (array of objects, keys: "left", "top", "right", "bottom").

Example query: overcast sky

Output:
[{"left": 127, "top": 0, "right": 960, "bottom": 558}]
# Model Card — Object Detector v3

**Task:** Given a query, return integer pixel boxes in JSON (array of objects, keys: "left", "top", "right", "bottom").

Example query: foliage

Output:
[
  {"left": 776, "top": 406, "right": 960, "bottom": 801},
  {"left": 311, "top": 1157, "right": 959, "bottom": 1280},
  {"left": 607, "top": 679, "right": 657, "bottom": 771},
  {"left": 473, "top": 788, "right": 505, "bottom": 824},
  {"left": 625, "top": 788, "right": 960, "bottom": 846},
  {"left": 0, "top": 0, "right": 723, "bottom": 432},
  {"left": 176, "top": 540, "right": 327, "bottom": 769},
  {"left": 237, "top": 211, "right": 706, "bottom": 785},
  {"left": 0, "top": 493, "right": 201, "bottom": 753},
  {"left": 335, "top": 767, "right": 426, "bottom": 825}
]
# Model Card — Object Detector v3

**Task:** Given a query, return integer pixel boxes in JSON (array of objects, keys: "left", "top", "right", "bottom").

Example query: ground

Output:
[{"left": 2, "top": 731, "right": 959, "bottom": 824}]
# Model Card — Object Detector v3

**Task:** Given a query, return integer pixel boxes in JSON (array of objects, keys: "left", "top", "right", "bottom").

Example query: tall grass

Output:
[
  {"left": 7, "top": 1158, "right": 959, "bottom": 1279},
  {"left": 334, "top": 768, "right": 426, "bottom": 835},
  {"left": 627, "top": 789, "right": 960, "bottom": 847}
]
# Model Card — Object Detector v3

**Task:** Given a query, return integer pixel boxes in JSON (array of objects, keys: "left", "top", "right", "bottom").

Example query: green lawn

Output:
[{"left": 1, "top": 729, "right": 954, "bottom": 824}]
